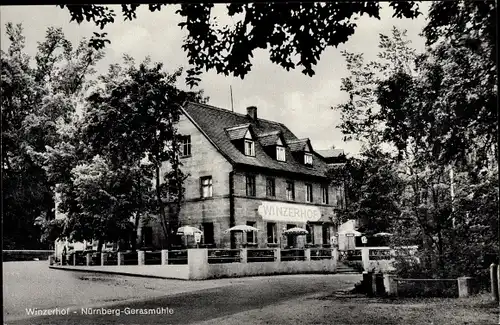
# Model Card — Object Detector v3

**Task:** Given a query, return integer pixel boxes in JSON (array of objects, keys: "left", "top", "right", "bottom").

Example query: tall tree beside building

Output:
[
  {"left": 1, "top": 23, "right": 104, "bottom": 249},
  {"left": 334, "top": 1, "right": 498, "bottom": 281},
  {"left": 329, "top": 139, "right": 404, "bottom": 235},
  {"left": 81, "top": 57, "right": 208, "bottom": 248}
]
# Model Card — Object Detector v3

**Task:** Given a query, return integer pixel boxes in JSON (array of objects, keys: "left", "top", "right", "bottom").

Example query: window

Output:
[
  {"left": 200, "top": 176, "right": 213, "bottom": 198},
  {"left": 246, "top": 175, "right": 256, "bottom": 197},
  {"left": 321, "top": 185, "right": 329, "bottom": 204},
  {"left": 322, "top": 224, "right": 331, "bottom": 246},
  {"left": 286, "top": 181, "right": 295, "bottom": 200},
  {"left": 304, "top": 153, "right": 313, "bottom": 165},
  {"left": 142, "top": 227, "right": 153, "bottom": 247},
  {"left": 306, "top": 224, "right": 314, "bottom": 244},
  {"left": 246, "top": 221, "right": 256, "bottom": 243},
  {"left": 266, "top": 178, "right": 276, "bottom": 197},
  {"left": 202, "top": 222, "right": 214, "bottom": 244},
  {"left": 305, "top": 183, "right": 313, "bottom": 203},
  {"left": 267, "top": 222, "right": 277, "bottom": 244},
  {"left": 180, "top": 135, "right": 191, "bottom": 157},
  {"left": 276, "top": 146, "right": 286, "bottom": 161},
  {"left": 244, "top": 140, "right": 255, "bottom": 156},
  {"left": 286, "top": 224, "right": 297, "bottom": 247}
]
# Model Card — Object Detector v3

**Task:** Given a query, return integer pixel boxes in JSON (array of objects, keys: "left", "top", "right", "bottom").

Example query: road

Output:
[{"left": 3, "top": 261, "right": 360, "bottom": 325}]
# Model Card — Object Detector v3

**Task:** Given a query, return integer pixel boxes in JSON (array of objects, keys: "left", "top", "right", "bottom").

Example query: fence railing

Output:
[
  {"left": 310, "top": 248, "right": 334, "bottom": 261},
  {"left": 247, "top": 249, "right": 275, "bottom": 263},
  {"left": 167, "top": 250, "right": 188, "bottom": 265},
  {"left": 280, "top": 249, "right": 306, "bottom": 262},
  {"left": 394, "top": 278, "right": 459, "bottom": 298},
  {"left": 53, "top": 247, "right": 338, "bottom": 267},
  {"left": 3, "top": 250, "right": 55, "bottom": 262},
  {"left": 103, "top": 252, "right": 117, "bottom": 265},
  {"left": 145, "top": 251, "right": 162, "bottom": 265},
  {"left": 208, "top": 249, "right": 241, "bottom": 264}
]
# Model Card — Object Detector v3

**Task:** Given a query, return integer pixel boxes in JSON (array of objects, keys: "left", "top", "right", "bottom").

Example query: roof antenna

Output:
[{"left": 230, "top": 85, "right": 234, "bottom": 112}]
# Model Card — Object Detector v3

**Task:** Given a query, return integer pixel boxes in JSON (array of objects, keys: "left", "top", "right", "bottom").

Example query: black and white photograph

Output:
[{"left": 1, "top": 2, "right": 498, "bottom": 324}]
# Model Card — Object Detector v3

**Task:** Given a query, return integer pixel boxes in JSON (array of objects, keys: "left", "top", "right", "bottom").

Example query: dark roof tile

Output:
[
  {"left": 182, "top": 102, "right": 331, "bottom": 178},
  {"left": 226, "top": 124, "right": 251, "bottom": 140}
]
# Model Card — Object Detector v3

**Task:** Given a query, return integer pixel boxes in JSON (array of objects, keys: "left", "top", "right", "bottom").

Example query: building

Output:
[{"left": 143, "top": 102, "right": 347, "bottom": 249}]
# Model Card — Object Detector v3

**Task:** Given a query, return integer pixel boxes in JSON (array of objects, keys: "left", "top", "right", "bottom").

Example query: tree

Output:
[
  {"left": 80, "top": 57, "right": 208, "bottom": 248},
  {"left": 1, "top": 23, "right": 103, "bottom": 249},
  {"left": 58, "top": 2, "right": 421, "bottom": 87},
  {"left": 334, "top": 1, "right": 498, "bottom": 283},
  {"left": 329, "top": 138, "right": 404, "bottom": 235},
  {"left": 335, "top": 1, "right": 497, "bottom": 166}
]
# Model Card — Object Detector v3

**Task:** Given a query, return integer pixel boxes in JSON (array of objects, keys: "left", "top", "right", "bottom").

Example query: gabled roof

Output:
[
  {"left": 181, "top": 102, "right": 332, "bottom": 178},
  {"left": 226, "top": 124, "right": 252, "bottom": 140},
  {"left": 257, "top": 131, "right": 284, "bottom": 147},
  {"left": 288, "top": 138, "right": 312, "bottom": 152},
  {"left": 316, "top": 149, "right": 345, "bottom": 158}
]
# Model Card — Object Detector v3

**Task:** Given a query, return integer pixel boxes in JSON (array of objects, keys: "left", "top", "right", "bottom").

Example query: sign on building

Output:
[{"left": 258, "top": 202, "right": 322, "bottom": 223}]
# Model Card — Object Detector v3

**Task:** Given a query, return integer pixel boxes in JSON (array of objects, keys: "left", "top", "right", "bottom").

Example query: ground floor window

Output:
[
  {"left": 286, "top": 224, "right": 297, "bottom": 247},
  {"left": 246, "top": 221, "right": 257, "bottom": 244},
  {"left": 322, "top": 224, "right": 330, "bottom": 246},
  {"left": 202, "top": 222, "right": 214, "bottom": 244},
  {"left": 267, "top": 222, "right": 277, "bottom": 244},
  {"left": 306, "top": 224, "right": 314, "bottom": 244}
]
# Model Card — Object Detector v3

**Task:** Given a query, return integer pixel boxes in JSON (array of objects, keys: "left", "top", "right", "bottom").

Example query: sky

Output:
[{"left": 1, "top": 3, "right": 431, "bottom": 156}]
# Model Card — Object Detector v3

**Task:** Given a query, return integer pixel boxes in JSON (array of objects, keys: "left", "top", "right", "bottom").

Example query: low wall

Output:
[
  {"left": 3, "top": 250, "right": 54, "bottom": 262},
  {"left": 49, "top": 264, "right": 190, "bottom": 280},
  {"left": 49, "top": 248, "right": 339, "bottom": 280},
  {"left": 205, "top": 259, "right": 337, "bottom": 279}
]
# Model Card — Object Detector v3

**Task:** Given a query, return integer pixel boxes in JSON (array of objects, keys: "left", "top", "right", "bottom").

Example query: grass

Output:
[
  {"left": 194, "top": 291, "right": 499, "bottom": 325},
  {"left": 311, "top": 291, "right": 498, "bottom": 325}
]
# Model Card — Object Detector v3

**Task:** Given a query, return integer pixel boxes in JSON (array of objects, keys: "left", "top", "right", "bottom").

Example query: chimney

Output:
[{"left": 246, "top": 106, "right": 257, "bottom": 120}]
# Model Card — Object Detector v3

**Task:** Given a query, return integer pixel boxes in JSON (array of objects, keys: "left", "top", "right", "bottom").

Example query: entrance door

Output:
[{"left": 286, "top": 224, "right": 297, "bottom": 248}]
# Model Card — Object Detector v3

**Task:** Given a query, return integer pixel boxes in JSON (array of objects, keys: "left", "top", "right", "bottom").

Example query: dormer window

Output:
[
  {"left": 304, "top": 153, "right": 313, "bottom": 165},
  {"left": 276, "top": 146, "right": 286, "bottom": 161},
  {"left": 244, "top": 140, "right": 255, "bottom": 156},
  {"left": 243, "top": 129, "right": 255, "bottom": 156}
]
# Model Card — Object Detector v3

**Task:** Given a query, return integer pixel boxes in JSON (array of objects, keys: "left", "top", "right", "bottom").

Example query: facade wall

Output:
[
  {"left": 164, "top": 113, "right": 233, "bottom": 199},
  {"left": 149, "top": 113, "right": 343, "bottom": 249},
  {"left": 151, "top": 113, "right": 233, "bottom": 247}
]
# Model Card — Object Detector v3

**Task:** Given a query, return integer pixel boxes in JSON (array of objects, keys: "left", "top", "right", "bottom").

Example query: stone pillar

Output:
[
  {"left": 361, "top": 247, "right": 370, "bottom": 271},
  {"left": 497, "top": 266, "right": 500, "bottom": 304},
  {"left": 188, "top": 249, "right": 209, "bottom": 280},
  {"left": 101, "top": 252, "right": 107, "bottom": 266},
  {"left": 240, "top": 248, "right": 248, "bottom": 263},
  {"left": 161, "top": 250, "right": 169, "bottom": 265},
  {"left": 274, "top": 248, "right": 281, "bottom": 262},
  {"left": 490, "top": 264, "right": 499, "bottom": 302},
  {"left": 304, "top": 248, "right": 311, "bottom": 261},
  {"left": 117, "top": 252, "right": 124, "bottom": 265},
  {"left": 138, "top": 251, "right": 145, "bottom": 265},
  {"left": 458, "top": 277, "right": 475, "bottom": 298},
  {"left": 363, "top": 271, "right": 373, "bottom": 296},
  {"left": 85, "top": 253, "right": 91, "bottom": 266},
  {"left": 332, "top": 247, "right": 338, "bottom": 270},
  {"left": 384, "top": 274, "right": 398, "bottom": 296},
  {"left": 332, "top": 247, "right": 338, "bottom": 260},
  {"left": 372, "top": 273, "right": 379, "bottom": 296}
]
